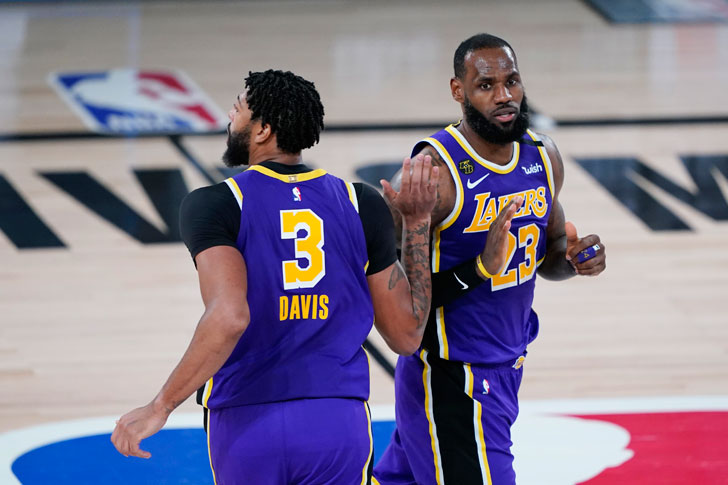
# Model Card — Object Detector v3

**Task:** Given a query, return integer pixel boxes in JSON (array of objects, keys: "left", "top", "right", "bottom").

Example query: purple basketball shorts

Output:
[
  {"left": 374, "top": 350, "right": 524, "bottom": 485},
  {"left": 207, "top": 397, "right": 373, "bottom": 484}
]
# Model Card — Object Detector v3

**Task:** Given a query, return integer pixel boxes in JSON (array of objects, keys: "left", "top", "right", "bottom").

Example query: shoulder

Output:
[
  {"left": 180, "top": 183, "right": 238, "bottom": 218},
  {"left": 413, "top": 142, "right": 447, "bottom": 167},
  {"left": 183, "top": 182, "right": 235, "bottom": 203},
  {"left": 534, "top": 132, "right": 564, "bottom": 191},
  {"left": 353, "top": 182, "right": 388, "bottom": 214}
]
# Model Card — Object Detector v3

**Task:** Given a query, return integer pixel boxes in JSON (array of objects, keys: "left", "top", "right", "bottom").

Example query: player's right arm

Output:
[
  {"left": 112, "top": 186, "right": 248, "bottom": 458},
  {"left": 388, "top": 143, "right": 521, "bottom": 307},
  {"left": 366, "top": 155, "right": 439, "bottom": 355}
]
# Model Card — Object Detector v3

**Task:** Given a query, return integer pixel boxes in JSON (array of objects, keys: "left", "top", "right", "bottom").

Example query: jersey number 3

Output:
[{"left": 280, "top": 209, "right": 326, "bottom": 290}]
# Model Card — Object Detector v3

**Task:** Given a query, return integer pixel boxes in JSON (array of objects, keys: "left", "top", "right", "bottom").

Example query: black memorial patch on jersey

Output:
[{"left": 458, "top": 159, "right": 474, "bottom": 174}]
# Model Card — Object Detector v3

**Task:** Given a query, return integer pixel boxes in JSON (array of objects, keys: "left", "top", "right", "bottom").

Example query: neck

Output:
[
  {"left": 248, "top": 150, "right": 303, "bottom": 166},
  {"left": 457, "top": 120, "right": 514, "bottom": 166}
]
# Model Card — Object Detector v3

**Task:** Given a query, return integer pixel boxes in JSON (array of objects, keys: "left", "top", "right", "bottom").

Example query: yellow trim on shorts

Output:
[
  {"left": 360, "top": 402, "right": 374, "bottom": 485},
  {"left": 246, "top": 164, "right": 327, "bottom": 182},
  {"left": 206, "top": 409, "right": 218, "bottom": 485},
  {"left": 202, "top": 377, "right": 213, "bottom": 408},
  {"left": 464, "top": 364, "right": 493, "bottom": 485},
  {"left": 421, "top": 349, "right": 445, "bottom": 485},
  {"left": 436, "top": 306, "right": 449, "bottom": 360}
]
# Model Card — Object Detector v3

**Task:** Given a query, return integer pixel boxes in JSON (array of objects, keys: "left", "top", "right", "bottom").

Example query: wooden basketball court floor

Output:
[{"left": 1, "top": 0, "right": 727, "bottom": 483}]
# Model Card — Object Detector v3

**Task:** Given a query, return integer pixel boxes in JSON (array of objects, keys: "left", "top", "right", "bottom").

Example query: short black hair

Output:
[
  {"left": 244, "top": 70, "right": 325, "bottom": 154},
  {"left": 453, "top": 33, "right": 515, "bottom": 79}
]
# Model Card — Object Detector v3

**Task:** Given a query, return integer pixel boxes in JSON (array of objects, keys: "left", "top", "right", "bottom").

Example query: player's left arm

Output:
[
  {"left": 537, "top": 134, "right": 606, "bottom": 280},
  {"left": 111, "top": 246, "right": 250, "bottom": 458}
]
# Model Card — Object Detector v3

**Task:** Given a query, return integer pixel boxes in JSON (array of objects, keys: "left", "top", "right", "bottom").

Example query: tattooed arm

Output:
[
  {"left": 367, "top": 155, "right": 439, "bottom": 355},
  {"left": 387, "top": 145, "right": 455, "bottom": 248}
]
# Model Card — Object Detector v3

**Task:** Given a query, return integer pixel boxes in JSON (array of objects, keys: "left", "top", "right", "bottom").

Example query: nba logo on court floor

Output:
[{"left": 48, "top": 69, "right": 228, "bottom": 134}]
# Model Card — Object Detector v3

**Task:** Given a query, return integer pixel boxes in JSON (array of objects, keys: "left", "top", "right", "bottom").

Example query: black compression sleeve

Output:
[
  {"left": 431, "top": 256, "right": 487, "bottom": 307},
  {"left": 179, "top": 183, "right": 240, "bottom": 263},
  {"left": 354, "top": 183, "right": 398, "bottom": 275}
]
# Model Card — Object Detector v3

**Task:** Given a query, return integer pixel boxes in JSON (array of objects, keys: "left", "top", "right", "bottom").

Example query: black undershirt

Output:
[{"left": 179, "top": 161, "right": 397, "bottom": 276}]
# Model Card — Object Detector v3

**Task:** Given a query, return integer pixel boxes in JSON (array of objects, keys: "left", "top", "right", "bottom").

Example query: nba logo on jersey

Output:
[
  {"left": 292, "top": 187, "right": 302, "bottom": 201},
  {"left": 482, "top": 379, "right": 490, "bottom": 394},
  {"left": 48, "top": 69, "right": 228, "bottom": 134}
]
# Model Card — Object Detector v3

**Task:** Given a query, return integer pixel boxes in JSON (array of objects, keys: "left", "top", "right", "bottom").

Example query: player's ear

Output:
[
  {"left": 451, "top": 77, "right": 464, "bottom": 103},
  {"left": 253, "top": 122, "right": 273, "bottom": 145}
]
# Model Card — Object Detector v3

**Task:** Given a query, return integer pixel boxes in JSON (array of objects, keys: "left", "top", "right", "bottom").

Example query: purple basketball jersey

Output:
[
  {"left": 201, "top": 165, "right": 373, "bottom": 409},
  {"left": 416, "top": 126, "right": 554, "bottom": 364}
]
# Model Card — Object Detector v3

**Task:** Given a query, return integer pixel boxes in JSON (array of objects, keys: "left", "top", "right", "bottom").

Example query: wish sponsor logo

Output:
[{"left": 522, "top": 163, "right": 543, "bottom": 175}]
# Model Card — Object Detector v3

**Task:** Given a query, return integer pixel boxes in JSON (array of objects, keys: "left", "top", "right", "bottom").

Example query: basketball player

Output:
[
  {"left": 373, "top": 34, "right": 606, "bottom": 485},
  {"left": 111, "top": 69, "right": 439, "bottom": 485}
]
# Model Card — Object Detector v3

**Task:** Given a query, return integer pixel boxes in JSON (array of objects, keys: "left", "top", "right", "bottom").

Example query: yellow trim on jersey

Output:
[
  {"left": 206, "top": 409, "right": 219, "bottom": 485},
  {"left": 360, "top": 402, "right": 374, "bottom": 485},
  {"left": 421, "top": 349, "right": 445, "bottom": 485},
  {"left": 346, "top": 182, "right": 360, "bottom": 213},
  {"left": 464, "top": 364, "right": 493, "bottom": 485},
  {"left": 536, "top": 255, "right": 546, "bottom": 267},
  {"left": 224, "top": 177, "right": 243, "bottom": 209},
  {"left": 364, "top": 260, "right": 369, "bottom": 273},
  {"left": 526, "top": 129, "right": 555, "bottom": 198},
  {"left": 246, "top": 164, "right": 328, "bottom": 182},
  {"left": 445, "top": 125, "right": 520, "bottom": 174},
  {"left": 202, "top": 377, "right": 213, "bottom": 408},
  {"left": 424, "top": 135, "right": 461, "bottom": 361},
  {"left": 425, "top": 136, "right": 464, "bottom": 273},
  {"left": 372, "top": 478, "right": 381, "bottom": 485}
]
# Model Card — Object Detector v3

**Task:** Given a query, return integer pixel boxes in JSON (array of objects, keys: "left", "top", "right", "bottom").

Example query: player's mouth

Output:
[
  {"left": 492, "top": 107, "right": 517, "bottom": 123},
  {"left": 493, "top": 105, "right": 518, "bottom": 124}
]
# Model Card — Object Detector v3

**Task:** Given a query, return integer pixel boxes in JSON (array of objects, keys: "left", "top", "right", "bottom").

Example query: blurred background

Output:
[{"left": 1, "top": 0, "right": 727, "bottom": 483}]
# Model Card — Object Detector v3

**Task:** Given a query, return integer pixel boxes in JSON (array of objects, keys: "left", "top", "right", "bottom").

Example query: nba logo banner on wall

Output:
[{"left": 48, "top": 69, "right": 228, "bottom": 135}]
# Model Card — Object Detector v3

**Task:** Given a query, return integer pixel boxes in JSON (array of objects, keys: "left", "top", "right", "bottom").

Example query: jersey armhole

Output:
[{"left": 224, "top": 177, "right": 243, "bottom": 209}]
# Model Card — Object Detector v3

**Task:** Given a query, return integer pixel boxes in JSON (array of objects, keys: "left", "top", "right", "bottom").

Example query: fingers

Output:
[
  {"left": 428, "top": 164, "right": 440, "bottom": 195},
  {"left": 409, "top": 154, "right": 424, "bottom": 194},
  {"left": 128, "top": 441, "right": 152, "bottom": 459},
  {"left": 111, "top": 413, "right": 154, "bottom": 460},
  {"left": 564, "top": 221, "right": 579, "bottom": 251},
  {"left": 380, "top": 179, "right": 396, "bottom": 205},
  {"left": 480, "top": 196, "right": 522, "bottom": 275},
  {"left": 573, "top": 239, "right": 606, "bottom": 276},
  {"left": 566, "top": 233, "right": 600, "bottom": 262},
  {"left": 400, "top": 157, "right": 412, "bottom": 195},
  {"left": 493, "top": 196, "right": 523, "bottom": 231},
  {"left": 389, "top": 154, "right": 439, "bottom": 219}
]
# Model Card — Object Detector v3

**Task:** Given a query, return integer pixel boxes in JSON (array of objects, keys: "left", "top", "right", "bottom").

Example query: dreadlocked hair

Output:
[{"left": 244, "top": 70, "right": 325, "bottom": 154}]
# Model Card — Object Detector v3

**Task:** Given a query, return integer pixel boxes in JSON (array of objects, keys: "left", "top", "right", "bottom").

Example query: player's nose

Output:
[{"left": 493, "top": 84, "right": 512, "bottom": 103}]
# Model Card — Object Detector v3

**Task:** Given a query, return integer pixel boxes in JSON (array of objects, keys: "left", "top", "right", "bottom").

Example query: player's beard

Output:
[
  {"left": 463, "top": 94, "right": 530, "bottom": 145},
  {"left": 222, "top": 123, "right": 252, "bottom": 167}
]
